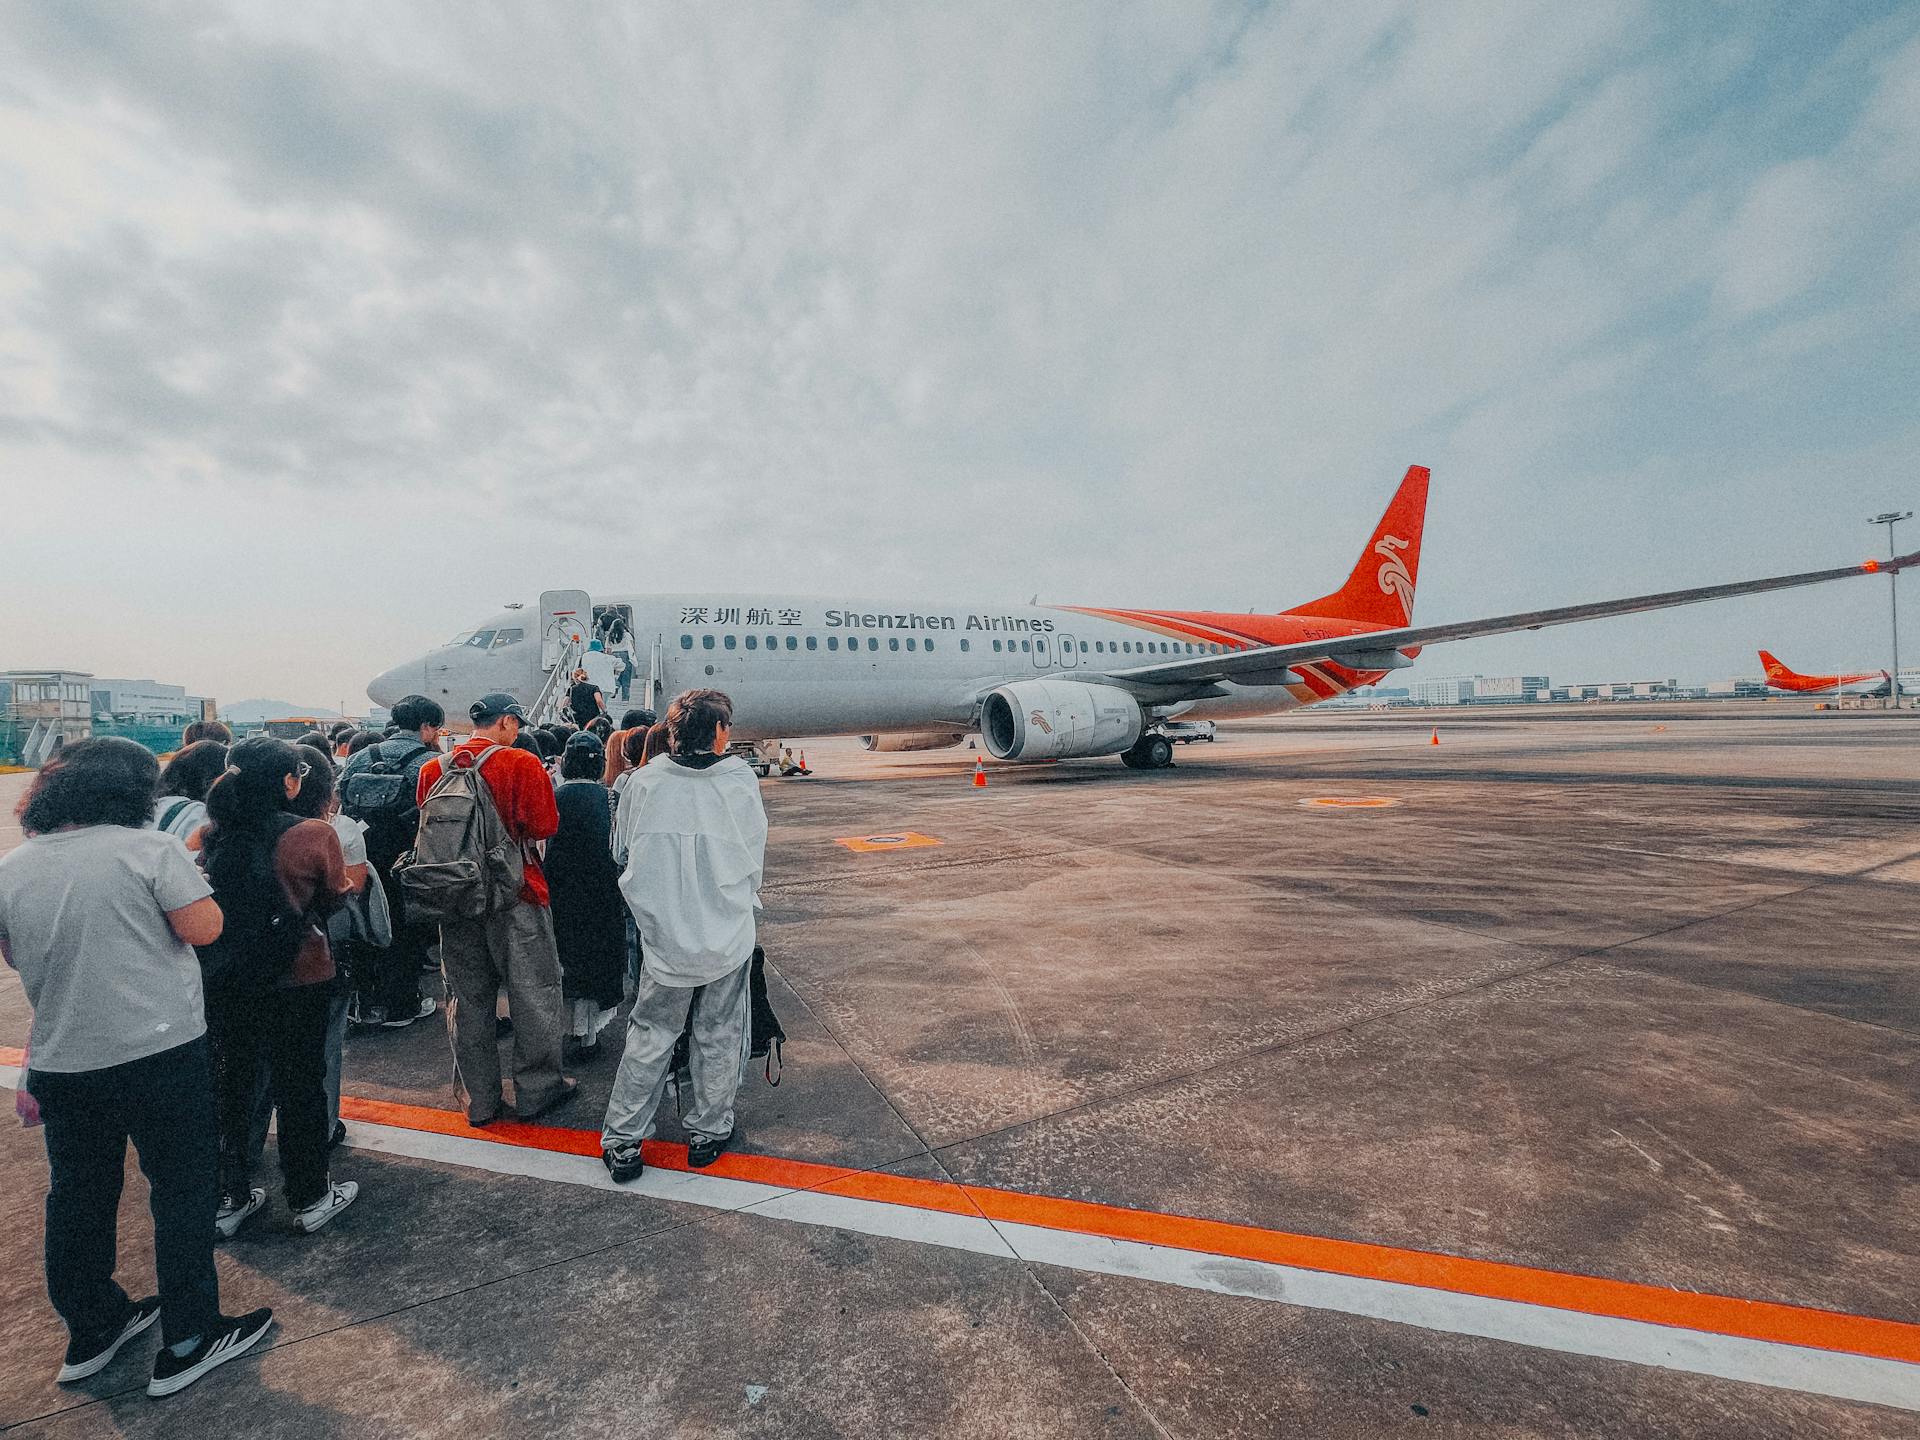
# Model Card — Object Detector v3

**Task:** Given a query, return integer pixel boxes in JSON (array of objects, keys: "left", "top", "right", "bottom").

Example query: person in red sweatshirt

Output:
[{"left": 416, "top": 694, "right": 575, "bottom": 1125}]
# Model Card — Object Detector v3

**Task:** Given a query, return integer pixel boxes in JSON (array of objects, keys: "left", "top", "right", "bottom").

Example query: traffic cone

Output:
[
  {"left": 1430, "top": 728, "right": 1440, "bottom": 746},
  {"left": 972, "top": 757, "right": 987, "bottom": 787},
  {"left": 798, "top": 750, "right": 809, "bottom": 773}
]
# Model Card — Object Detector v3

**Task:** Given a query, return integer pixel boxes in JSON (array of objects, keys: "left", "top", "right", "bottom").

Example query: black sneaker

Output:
[
  {"left": 146, "top": 1308, "right": 274, "bottom": 1398},
  {"left": 603, "top": 1142, "right": 644, "bottom": 1183},
  {"left": 57, "top": 1296, "right": 160, "bottom": 1382},
  {"left": 686, "top": 1128, "right": 734, "bottom": 1168}
]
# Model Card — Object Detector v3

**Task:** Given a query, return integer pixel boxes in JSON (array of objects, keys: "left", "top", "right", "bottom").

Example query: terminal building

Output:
[
  {"left": 0, "top": 670, "right": 94, "bottom": 766},
  {"left": 90, "top": 677, "right": 209, "bottom": 725},
  {"left": 1406, "top": 675, "right": 1551, "bottom": 706},
  {"left": 2, "top": 669, "right": 214, "bottom": 765}
]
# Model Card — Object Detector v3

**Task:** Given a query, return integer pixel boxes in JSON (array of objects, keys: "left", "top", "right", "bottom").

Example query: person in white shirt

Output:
[
  {"left": 600, "top": 689, "right": 767, "bottom": 1181},
  {"left": 149, "top": 740, "right": 228, "bottom": 848}
]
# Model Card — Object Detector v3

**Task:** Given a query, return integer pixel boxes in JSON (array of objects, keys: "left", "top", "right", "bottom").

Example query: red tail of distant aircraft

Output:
[{"left": 1757, "top": 650, "right": 1890, "bottom": 695}]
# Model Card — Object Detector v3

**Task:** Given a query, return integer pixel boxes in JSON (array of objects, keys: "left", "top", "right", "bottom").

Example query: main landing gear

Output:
[{"left": 1119, "top": 733, "right": 1175, "bottom": 770}]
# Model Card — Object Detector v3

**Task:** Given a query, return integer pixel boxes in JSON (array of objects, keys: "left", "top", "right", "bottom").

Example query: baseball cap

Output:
[{"left": 470, "top": 692, "right": 529, "bottom": 723}]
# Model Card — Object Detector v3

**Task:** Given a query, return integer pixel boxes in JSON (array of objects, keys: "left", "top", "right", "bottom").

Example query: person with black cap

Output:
[{"left": 414, "top": 693, "right": 574, "bottom": 1125}]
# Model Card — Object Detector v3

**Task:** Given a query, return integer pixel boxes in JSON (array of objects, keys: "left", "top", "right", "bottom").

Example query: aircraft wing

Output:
[{"left": 1104, "top": 550, "right": 1920, "bottom": 689}]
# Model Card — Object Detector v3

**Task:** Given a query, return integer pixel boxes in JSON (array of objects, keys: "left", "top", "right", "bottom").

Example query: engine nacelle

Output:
[
  {"left": 980, "top": 679, "right": 1144, "bottom": 761},
  {"left": 859, "top": 732, "right": 970, "bottom": 752}
]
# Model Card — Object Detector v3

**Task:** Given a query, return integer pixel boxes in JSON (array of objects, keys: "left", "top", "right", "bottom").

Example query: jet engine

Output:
[
  {"left": 979, "top": 679, "right": 1144, "bottom": 761},
  {"left": 859, "top": 732, "right": 970, "bottom": 752}
]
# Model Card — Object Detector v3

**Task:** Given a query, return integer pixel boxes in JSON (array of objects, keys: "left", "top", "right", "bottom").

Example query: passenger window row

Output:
[
  {"left": 681, "top": 634, "right": 947, "bottom": 654},
  {"left": 676, "top": 633, "right": 1244, "bottom": 658}
]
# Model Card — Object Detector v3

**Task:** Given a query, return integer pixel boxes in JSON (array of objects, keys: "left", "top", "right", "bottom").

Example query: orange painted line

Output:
[
  {"left": 327, "top": 1088, "right": 1920, "bottom": 1368},
  {"left": 6, "top": 1047, "right": 1917, "bottom": 1367}
]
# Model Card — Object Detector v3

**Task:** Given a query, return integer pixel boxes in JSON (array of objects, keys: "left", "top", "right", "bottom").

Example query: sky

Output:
[{"left": 2, "top": 1, "right": 1918, "bottom": 709}]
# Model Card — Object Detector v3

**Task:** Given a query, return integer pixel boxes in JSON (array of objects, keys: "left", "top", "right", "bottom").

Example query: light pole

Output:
[{"left": 1870, "top": 511, "right": 1911, "bottom": 710}]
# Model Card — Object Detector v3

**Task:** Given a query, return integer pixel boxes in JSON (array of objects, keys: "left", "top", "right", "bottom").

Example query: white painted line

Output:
[
  {"left": 748, "top": 1188, "right": 1016, "bottom": 1260},
  {"left": 4, "top": 1074, "right": 1915, "bottom": 1411},
  {"left": 996, "top": 1223, "right": 1920, "bottom": 1412}
]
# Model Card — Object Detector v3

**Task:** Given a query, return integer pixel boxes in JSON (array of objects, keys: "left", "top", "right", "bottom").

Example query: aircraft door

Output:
[
  {"left": 540, "top": 589, "right": 592, "bottom": 672},
  {"left": 1057, "top": 633, "right": 1079, "bottom": 670}
]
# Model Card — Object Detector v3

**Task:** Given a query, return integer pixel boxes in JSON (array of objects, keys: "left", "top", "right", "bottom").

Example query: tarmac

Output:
[{"left": 1, "top": 702, "right": 1917, "bottom": 1437}]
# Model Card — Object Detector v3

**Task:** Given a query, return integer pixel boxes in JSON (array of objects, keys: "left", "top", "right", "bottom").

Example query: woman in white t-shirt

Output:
[
  {"left": 149, "top": 739, "right": 229, "bottom": 849},
  {"left": 0, "top": 738, "right": 273, "bottom": 1396}
]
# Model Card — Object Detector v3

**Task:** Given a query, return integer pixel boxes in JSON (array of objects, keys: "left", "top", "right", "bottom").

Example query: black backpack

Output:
[
  {"left": 197, "top": 814, "right": 312, "bottom": 996},
  {"left": 342, "top": 742, "right": 429, "bottom": 860}
]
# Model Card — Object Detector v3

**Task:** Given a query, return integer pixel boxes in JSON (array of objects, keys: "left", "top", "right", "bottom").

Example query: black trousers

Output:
[
  {"left": 209, "top": 983, "right": 333, "bottom": 1210},
  {"left": 28, "top": 1036, "right": 223, "bottom": 1348}
]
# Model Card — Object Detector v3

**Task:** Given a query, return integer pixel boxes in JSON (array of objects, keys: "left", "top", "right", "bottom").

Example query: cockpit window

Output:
[
  {"left": 464, "top": 629, "right": 497, "bottom": 649},
  {"left": 489, "top": 628, "right": 525, "bottom": 649},
  {"left": 449, "top": 631, "right": 475, "bottom": 646}
]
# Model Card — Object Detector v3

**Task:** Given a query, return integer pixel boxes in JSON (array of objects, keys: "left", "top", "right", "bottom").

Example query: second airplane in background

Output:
[{"left": 1758, "top": 651, "right": 1905, "bottom": 697}]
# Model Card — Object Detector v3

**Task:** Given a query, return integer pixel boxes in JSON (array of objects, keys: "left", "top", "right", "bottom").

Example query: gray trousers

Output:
[
  {"left": 602, "top": 960, "right": 751, "bottom": 1148},
  {"left": 440, "top": 903, "right": 568, "bottom": 1123}
]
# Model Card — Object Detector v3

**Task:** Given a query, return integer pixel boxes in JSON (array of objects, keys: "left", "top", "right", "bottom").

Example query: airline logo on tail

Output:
[{"left": 1375, "top": 534, "right": 1415, "bottom": 623}]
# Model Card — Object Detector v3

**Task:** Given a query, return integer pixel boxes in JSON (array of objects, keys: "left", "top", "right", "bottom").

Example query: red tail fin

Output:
[
  {"left": 1758, "top": 650, "right": 1791, "bottom": 679},
  {"left": 1288, "top": 465, "right": 1430, "bottom": 628}
]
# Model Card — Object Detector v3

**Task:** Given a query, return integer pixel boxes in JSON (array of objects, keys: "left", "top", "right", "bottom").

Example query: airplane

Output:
[
  {"left": 367, "top": 465, "right": 1920, "bottom": 770},
  {"left": 1757, "top": 650, "right": 1903, "bottom": 697}
]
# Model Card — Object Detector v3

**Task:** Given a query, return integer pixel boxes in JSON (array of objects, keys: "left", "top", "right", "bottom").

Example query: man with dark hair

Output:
[
  {"left": 416, "top": 694, "right": 574, "bottom": 1124},
  {"left": 338, "top": 695, "right": 446, "bottom": 1028},
  {"left": 601, "top": 689, "right": 766, "bottom": 1180},
  {"left": 181, "top": 719, "right": 233, "bottom": 747}
]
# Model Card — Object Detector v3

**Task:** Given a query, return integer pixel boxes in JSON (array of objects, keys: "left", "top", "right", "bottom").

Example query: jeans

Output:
[
  {"left": 324, "top": 990, "right": 348, "bottom": 1132},
  {"left": 28, "top": 1036, "right": 223, "bottom": 1348},
  {"left": 209, "top": 984, "right": 335, "bottom": 1210}
]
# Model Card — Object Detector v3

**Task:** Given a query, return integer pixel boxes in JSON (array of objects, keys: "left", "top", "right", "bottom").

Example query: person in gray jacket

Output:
[{"left": 601, "top": 689, "right": 767, "bottom": 1181}]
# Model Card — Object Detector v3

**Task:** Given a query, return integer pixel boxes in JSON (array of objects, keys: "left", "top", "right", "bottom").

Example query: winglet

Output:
[{"left": 1287, "top": 465, "right": 1431, "bottom": 627}]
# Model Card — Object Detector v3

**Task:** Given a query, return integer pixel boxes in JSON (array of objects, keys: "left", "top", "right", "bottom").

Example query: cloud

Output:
[{"left": 0, "top": 1, "right": 1916, "bottom": 707}]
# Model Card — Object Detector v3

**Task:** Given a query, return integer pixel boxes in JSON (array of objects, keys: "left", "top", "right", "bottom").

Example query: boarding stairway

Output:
[{"left": 527, "top": 633, "right": 583, "bottom": 728}]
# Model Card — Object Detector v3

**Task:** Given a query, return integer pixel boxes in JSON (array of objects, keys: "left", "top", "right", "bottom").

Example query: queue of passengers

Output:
[{"left": 0, "top": 686, "right": 767, "bottom": 1398}]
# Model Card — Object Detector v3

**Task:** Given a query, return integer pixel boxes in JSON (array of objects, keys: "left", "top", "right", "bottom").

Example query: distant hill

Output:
[{"left": 220, "top": 700, "right": 347, "bottom": 724}]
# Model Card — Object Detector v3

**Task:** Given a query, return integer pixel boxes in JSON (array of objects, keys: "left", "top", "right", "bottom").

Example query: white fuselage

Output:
[{"left": 367, "top": 594, "right": 1315, "bottom": 738}]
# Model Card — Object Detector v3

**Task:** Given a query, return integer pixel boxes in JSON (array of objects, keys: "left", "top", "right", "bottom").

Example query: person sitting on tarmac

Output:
[{"left": 601, "top": 689, "right": 768, "bottom": 1181}]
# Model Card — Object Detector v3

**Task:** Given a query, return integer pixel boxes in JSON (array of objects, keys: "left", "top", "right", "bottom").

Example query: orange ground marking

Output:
[
  {"left": 6, "top": 1046, "right": 1918, "bottom": 1366},
  {"left": 834, "top": 832, "right": 943, "bottom": 853}
]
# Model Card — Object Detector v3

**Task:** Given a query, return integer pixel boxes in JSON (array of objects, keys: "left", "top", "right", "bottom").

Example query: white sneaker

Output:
[
  {"left": 214, "top": 1187, "right": 266, "bottom": 1240},
  {"left": 381, "top": 996, "right": 438, "bottom": 1028},
  {"left": 292, "top": 1180, "right": 358, "bottom": 1234}
]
